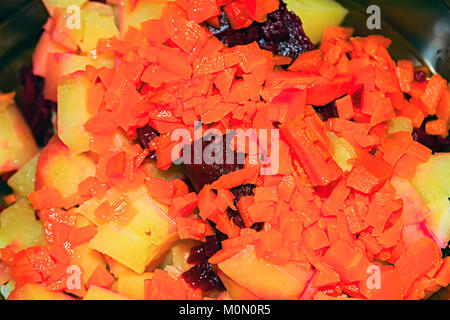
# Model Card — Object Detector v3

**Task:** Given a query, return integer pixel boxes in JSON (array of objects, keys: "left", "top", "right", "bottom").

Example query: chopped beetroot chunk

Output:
[
  {"left": 210, "top": 1, "right": 314, "bottom": 60},
  {"left": 19, "top": 67, "right": 54, "bottom": 147},
  {"left": 182, "top": 262, "right": 224, "bottom": 292}
]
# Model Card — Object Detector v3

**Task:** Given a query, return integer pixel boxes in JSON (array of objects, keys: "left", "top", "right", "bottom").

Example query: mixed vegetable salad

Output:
[{"left": 0, "top": 0, "right": 449, "bottom": 300}]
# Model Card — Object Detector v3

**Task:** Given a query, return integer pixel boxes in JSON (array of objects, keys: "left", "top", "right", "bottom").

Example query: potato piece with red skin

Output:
[
  {"left": 218, "top": 270, "right": 260, "bottom": 300},
  {"left": 218, "top": 245, "right": 313, "bottom": 299},
  {"left": 35, "top": 136, "right": 96, "bottom": 201},
  {"left": 32, "top": 31, "right": 70, "bottom": 78},
  {"left": 8, "top": 283, "right": 74, "bottom": 300},
  {"left": 0, "top": 93, "right": 38, "bottom": 173},
  {"left": 42, "top": 0, "right": 87, "bottom": 16},
  {"left": 84, "top": 285, "right": 131, "bottom": 300},
  {"left": 116, "top": 271, "right": 153, "bottom": 300},
  {"left": 119, "top": 0, "right": 165, "bottom": 37}
]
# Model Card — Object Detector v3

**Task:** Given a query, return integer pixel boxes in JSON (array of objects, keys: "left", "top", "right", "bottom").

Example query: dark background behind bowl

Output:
[{"left": 0, "top": 0, "right": 449, "bottom": 299}]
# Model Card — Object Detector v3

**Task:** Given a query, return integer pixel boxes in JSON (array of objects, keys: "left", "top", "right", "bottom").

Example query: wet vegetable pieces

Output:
[{"left": 0, "top": 0, "right": 449, "bottom": 300}]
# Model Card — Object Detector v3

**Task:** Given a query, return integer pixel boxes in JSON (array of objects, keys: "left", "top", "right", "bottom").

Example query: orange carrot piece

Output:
[
  {"left": 421, "top": 74, "right": 447, "bottom": 115},
  {"left": 358, "top": 231, "right": 382, "bottom": 255},
  {"left": 86, "top": 265, "right": 114, "bottom": 289},
  {"left": 394, "top": 154, "right": 421, "bottom": 179},
  {"left": 87, "top": 83, "right": 105, "bottom": 115},
  {"left": 247, "top": 202, "right": 275, "bottom": 224},
  {"left": 406, "top": 141, "right": 431, "bottom": 163},
  {"left": 322, "top": 239, "right": 370, "bottom": 283},
  {"left": 48, "top": 245, "right": 70, "bottom": 265},
  {"left": 311, "top": 259, "right": 341, "bottom": 288},
  {"left": 343, "top": 201, "right": 368, "bottom": 234},
  {"left": 4, "top": 194, "right": 16, "bottom": 206},
  {"left": 169, "top": 192, "right": 198, "bottom": 217},
  {"left": 254, "top": 0, "right": 279, "bottom": 22},
  {"left": 214, "top": 68, "right": 236, "bottom": 96},
  {"left": 171, "top": 179, "right": 189, "bottom": 198},
  {"left": 281, "top": 116, "right": 342, "bottom": 186},
  {"left": 306, "top": 75, "right": 353, "bottom": 107},
  {"left": 405, "top": 276, "right": 440, "bottom": 300},
  {"left": 94, "top": 200, "right": 112, "bottom": 221},
  {"left": 303, "top": 223, "right": 330, "bottom": 251},
  {"left": 105, "top": 151, "right": 126, "bottom": 178},
  {"left": 78, "top": 176, "right": 108, "bottom": 200},
  {"left": 396, "top": 60, "right": 414, "bottom": 93},
  {"left": 236, "top": 196, "right": 255, "bottom": 228},
  {"left": 379, "top": 131, "right": 413, "bottom": 166},
  {"left": 321, "top": 178, "right": 350, "bottom": 216},
  {"left": 69, "top": 225, "right": 97, "bottom": 247},
  {"left": 273, "top": 55, "right": 293, "bottom": 66},
  {"left": 145, "top": 269, "right": 202, "bottom": 300},
  {"left": 395, "top": 236, "right": 442, "bottom": 291},
  {"left": 198, "top": 186, "right": 220, "bottom": 220},
  {"left": 370, "top": 95, "right": 396, "bottom": 126},
  {"left": 192, "top": 55, "right": 226, "bottom": 76},
  {"left": 214, "top": 213, "right": 240, "bottom": 238},
  {"left": 28, "top": 187, "right": 65, "bottom": 210},
  {"left": 365, "top": 194, "right": 401, "bottom": 236},
  {"left": 359, "top": 265, "right": 404, "bottom": 299},
  {"left": 24, "top": 246, "right": 55, "bottom": 280},
  {"left": 434, "top": 257, "right": 450, "bottom": 287},
  {"left": 346, "top": 150, "right": 392, "bottom": 194},
  {"left": 210, "top": 165, "right": 259, "bottom": 189},
  {"left": 398, "top": 100, "right": 426, "bottom": 128},
  {"left": 162, "top": 9, "right": 204, "bottom": 54},
  {"left": 253, "top": 186, "right": 278, "bottom": 203},
  {"left": 436, "top": 87, "right": 450, "bottom": 123},
  {"left": 288, "top": 49, "right": 323, "bottom": 72},
  {"left": 335, "top": 95, "right": 354, "bottom": 120},
  {"left": 221, "top": 229, "right": 260, "bottom": 250},
  {"left": 255, "top": 232, "right": 291, "bottom": 265},
  {"left": 215, "top": 188, "right": 236, "bottom": 212},
  {"left": 208, "top": 247, "right": 242, "bottom": 265},
  {"left": 201, "top": 103, "right": 235, "bottom": 124},
  {"left": 376, "top": 218, "right": 402, "bottom": 248},
  {"left": 375, "top": 67, "right": 401, "bottom": 93},
  {"left": 278, "top": 175, "right": 295, "bottom": 202},
  {"left": 141, "top": 19, "right": 169, "bottom": 44},
  {"left": 223, "top": 0, "right": 255, "bottom": 30},
  {"left": 185, "top": 0, "right": 220, "bottom": 23},
  {"left": 146, "top": 177, "right": 174, "bottom": 205},
  {"left": 425, "top": 119, "right": 448, "bottom": 136},
  {"left": 361, "top": 89, "right": 386, "bottom": 115},
  {"left": 176, "top": 217, "right": 206, "bottom": 240}
]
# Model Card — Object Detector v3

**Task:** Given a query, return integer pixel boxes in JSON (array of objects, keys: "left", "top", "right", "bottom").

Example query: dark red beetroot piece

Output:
[
  {"left": 187, "top": 244, "right": 207, "bottom": 265},
  {"left": 182, "top": 134, "right": 257, "bottom": 292},
  {"left": 412, "top": 125, "right": 450, "bottom": 153},
  {"left": 226, "top": 184, "right": 256, "bottom": 228},
  {"left": 187, "top": 235, "right": 222, "bottom": 265},
  {"left": 136, "top": 124, "right": 159, "bottom": 160},
  {"left": 19, "top": 67, "right": 55, "bottom": 147},
  {"left": 183, "top": 132, "right": 246, "bottom": 192},
  {"left": 210, "top": 1, "right": 314, "bottom": 60},
  {"left": 137, "top": 124, "right": 159, "bottom": 148},
  {"left": 183, "top": 235, "right": 224, "bottom": 292},
  {"left": 182, "top": 262, "right": 224, "bottom": 292},
  {"left": 183, "top": 132, "right": 256, "bottom": 228},
  {"left": 313, "top": 100, "right": 339, "bottom": 121},
  {"left": 414, "top": 70, "right": 427, "bottom": 82}
]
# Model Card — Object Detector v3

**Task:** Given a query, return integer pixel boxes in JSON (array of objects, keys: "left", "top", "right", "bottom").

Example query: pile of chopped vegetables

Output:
[{"left": 0, "top": 0, "right": 449, "bottom": 300}]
